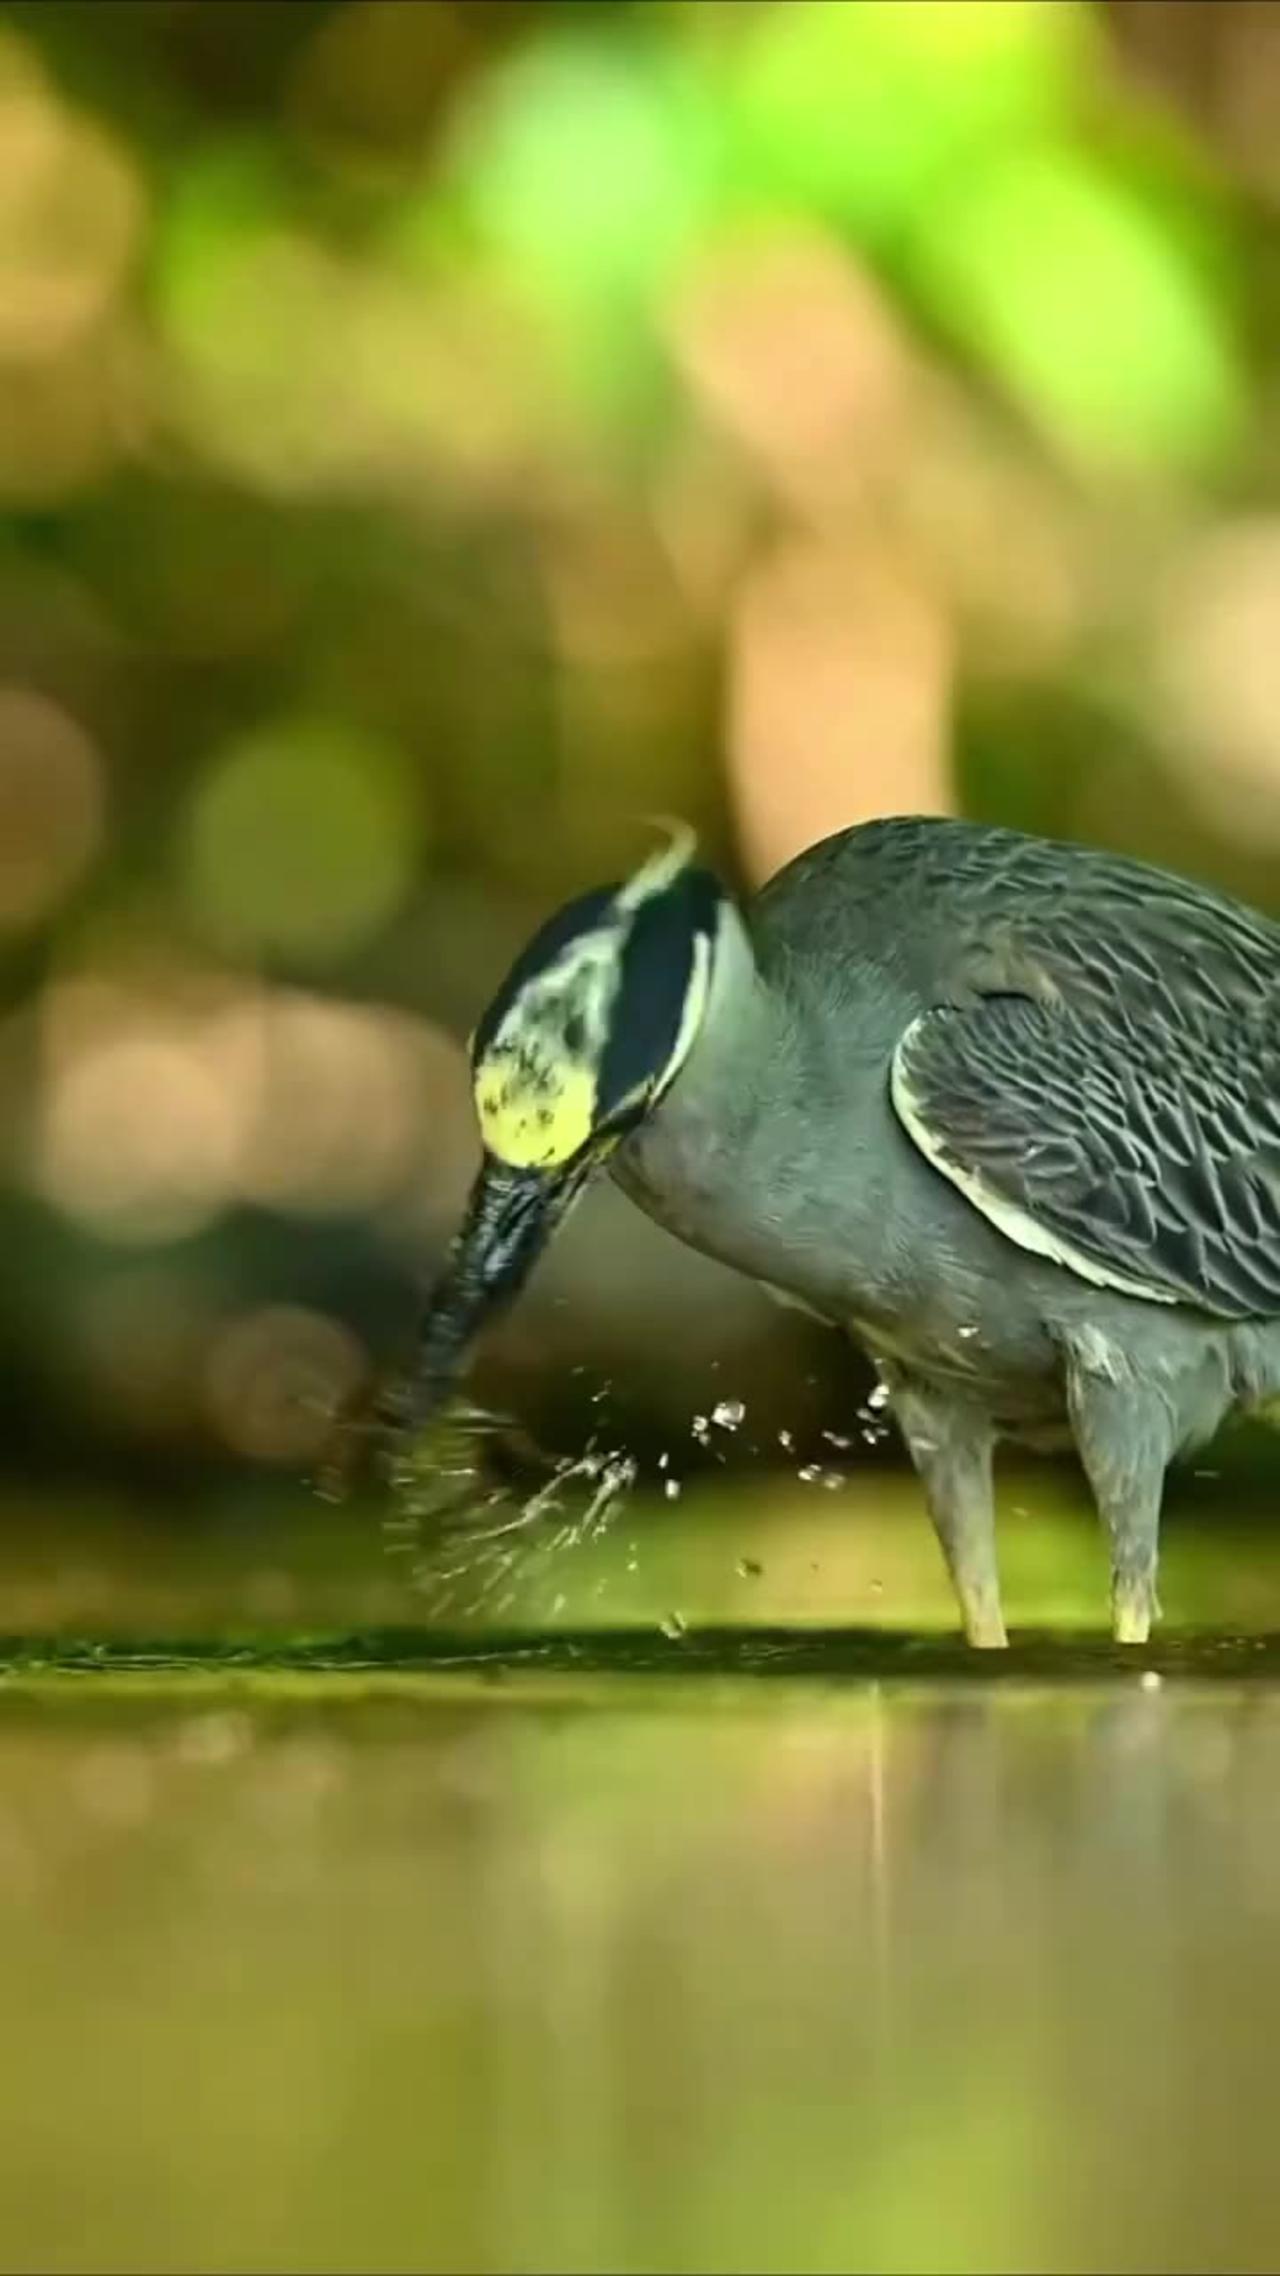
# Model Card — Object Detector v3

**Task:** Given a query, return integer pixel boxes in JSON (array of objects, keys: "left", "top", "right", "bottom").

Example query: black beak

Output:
[{"left": 328, "top": 1151, "right": 592, "bottom": 1492}]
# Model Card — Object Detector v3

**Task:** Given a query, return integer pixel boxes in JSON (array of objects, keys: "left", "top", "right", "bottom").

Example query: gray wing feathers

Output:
[
  {"left": 757, "top": 817, "right": 1280, "bottom": 1318},
  {"left": 894, "top": 997, "right": 1280, "bottom": 1319}
]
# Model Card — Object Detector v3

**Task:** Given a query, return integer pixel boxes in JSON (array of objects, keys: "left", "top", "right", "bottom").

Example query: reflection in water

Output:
[{"left": 0, "top": 1677, "right": 1277, "bottom": 2271}]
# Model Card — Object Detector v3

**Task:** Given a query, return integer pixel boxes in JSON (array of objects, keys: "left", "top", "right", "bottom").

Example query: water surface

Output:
[
  {"left": 1, "top": 1664, "right": 1278, "bottom": 2274},
  {"left": 2, "top": 1473, "right": 1279, "bottom": 2272}
]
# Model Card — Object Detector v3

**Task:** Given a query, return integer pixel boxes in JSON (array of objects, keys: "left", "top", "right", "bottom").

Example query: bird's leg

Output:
[
  {"left": 887, "top": 1374, "right": 1005, "bottom": 1649},
  {"left": 1066, "top": 1348, "right": 1173, "bottom": 1647}
]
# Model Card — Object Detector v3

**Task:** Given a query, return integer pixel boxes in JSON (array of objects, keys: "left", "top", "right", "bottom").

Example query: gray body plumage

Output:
[{"left": 615, "top": 817, "right": 1280, "bottom": 1645}]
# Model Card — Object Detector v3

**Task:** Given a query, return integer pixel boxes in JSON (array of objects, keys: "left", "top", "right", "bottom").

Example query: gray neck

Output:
[
  {"left": 657, "top": 895, "right": 789, "bottom": 1133},
  {"left": 612, "top": 899, "right": 812, "bottom": 1270},
  {"left": 612, "top": 892, "right": 919, "bottom": 1320},
  {"left": 611, "top": 885, "right": 1012, "bottom": 1339}
]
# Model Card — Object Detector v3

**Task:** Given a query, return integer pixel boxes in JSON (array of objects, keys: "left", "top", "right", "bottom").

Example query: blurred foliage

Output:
[{"left": 0, "top": 0, "right": 1279, "bottom": 1493}]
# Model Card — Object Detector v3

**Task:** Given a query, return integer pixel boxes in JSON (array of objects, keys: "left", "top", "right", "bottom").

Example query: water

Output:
[
  {"left": 0, "top": 1664, "right": 1279, "bottom": 2271},
  {"left": 4, "top": 1472, "right": 1280, "bottom": 2269}
]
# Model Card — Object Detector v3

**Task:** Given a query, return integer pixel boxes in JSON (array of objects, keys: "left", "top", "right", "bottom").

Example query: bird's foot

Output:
[
  {"left": 960, "top": 1593, "right": 1008, "bottom": 1650},
  {"left": 1111, "top": 1578, "right": 1158, "bottom": 1647}
]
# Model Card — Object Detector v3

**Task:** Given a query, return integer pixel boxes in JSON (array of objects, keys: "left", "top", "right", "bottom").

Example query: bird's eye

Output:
[{"left": 562, "top": 1012, "right": 586, "bottom": 1055}]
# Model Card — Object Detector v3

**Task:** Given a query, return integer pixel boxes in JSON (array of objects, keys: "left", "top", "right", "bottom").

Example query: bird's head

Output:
[{"left": 386, "top": 824, "right": 726, "bottom": 1454}]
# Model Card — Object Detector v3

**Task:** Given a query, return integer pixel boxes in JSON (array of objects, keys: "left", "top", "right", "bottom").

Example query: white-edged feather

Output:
[{"left": 890, "top": 1018, "right": 1177, "bottom": 1306}]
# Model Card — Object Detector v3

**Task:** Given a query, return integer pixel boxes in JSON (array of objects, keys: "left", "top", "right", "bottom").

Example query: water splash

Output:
[
  {"left": 387, "top": 1398, "right": 639, "bottom": 1624},
  {"left": 374, "top": 1360, "right": 903, "bottom": 1630}
]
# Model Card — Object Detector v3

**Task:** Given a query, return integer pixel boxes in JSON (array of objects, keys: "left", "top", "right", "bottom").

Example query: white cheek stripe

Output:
[
  {"left": 890, "top": 1023, "right": 1176, "bottom": 1307},
  {"left": 667, "top": 930, "right": 711, "bottom": 1083}
]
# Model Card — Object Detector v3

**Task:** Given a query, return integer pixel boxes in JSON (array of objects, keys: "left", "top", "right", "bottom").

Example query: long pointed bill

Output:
[{"left": 368, "top": 1150, "right": 593, "bottom": 1482}]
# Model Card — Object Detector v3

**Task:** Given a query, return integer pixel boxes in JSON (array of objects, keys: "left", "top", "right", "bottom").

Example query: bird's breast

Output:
[{"left": 615, "top": 1045, "right": 1072, "bottom": 1401}]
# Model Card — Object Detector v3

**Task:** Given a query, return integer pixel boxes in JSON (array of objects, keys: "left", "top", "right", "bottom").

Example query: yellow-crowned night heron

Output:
[{"left": 366, "top": 816, "right": 1280, "bottom": 1648}]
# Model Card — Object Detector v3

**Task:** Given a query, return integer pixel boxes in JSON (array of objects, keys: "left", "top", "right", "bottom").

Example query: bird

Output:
[{"left": 361, "top": 813, "right": 1280, "bottom": 1649}]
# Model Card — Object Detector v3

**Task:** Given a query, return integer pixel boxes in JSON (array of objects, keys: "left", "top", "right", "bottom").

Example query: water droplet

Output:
[
  {"left": 867, "top": 1382, "right": 891, "bottom": 1412},
  {"left": 736, "top": 1557, "right": 763, "bottom": 1580},
  {"left": 711, "top": 1398, "right": 746, "bottom": 1430},
  {"left": 798, "top": 1464, "right": 821, "bottom": 1483},
  {"left": 1140, "top": 1669, "right": 1162, "bottom": 1693},
  {"left": 663, "top": 1478, "right": 681, "bottom": 1501},
  {"left": 659, "top": 1611, "right": 687, "bottom": 1640},
  {"left": 821, "top": 1430, "right": 852, "bottom": 1451},
  {"left": 957, "top": 1324, "right": 978, "bottom": 1341},
  {"left": 778, "top": 1428, "right": 794, "bottom": 1451}
]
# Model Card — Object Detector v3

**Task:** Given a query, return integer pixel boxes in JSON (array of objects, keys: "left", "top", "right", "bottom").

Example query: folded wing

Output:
[{"left": 893, "top": 994, "right": 1280, "bottom": 1318}]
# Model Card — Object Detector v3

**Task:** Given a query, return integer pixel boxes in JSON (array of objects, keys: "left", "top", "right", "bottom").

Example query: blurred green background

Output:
[
  {"left": 8, "top": 15, "right": 1280, "bottom": 2273},
  {"left": 2, "top": 0, "right": 1280, "bottom": 1510}
]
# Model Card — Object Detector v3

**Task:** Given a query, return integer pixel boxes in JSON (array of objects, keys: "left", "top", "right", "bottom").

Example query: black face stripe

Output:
[
  {"left": 597, "top": 868, "right": 723, "bottom": 1124},
  {"left": 470, "top": 885, "right": 619, "bottom": 1067}
]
